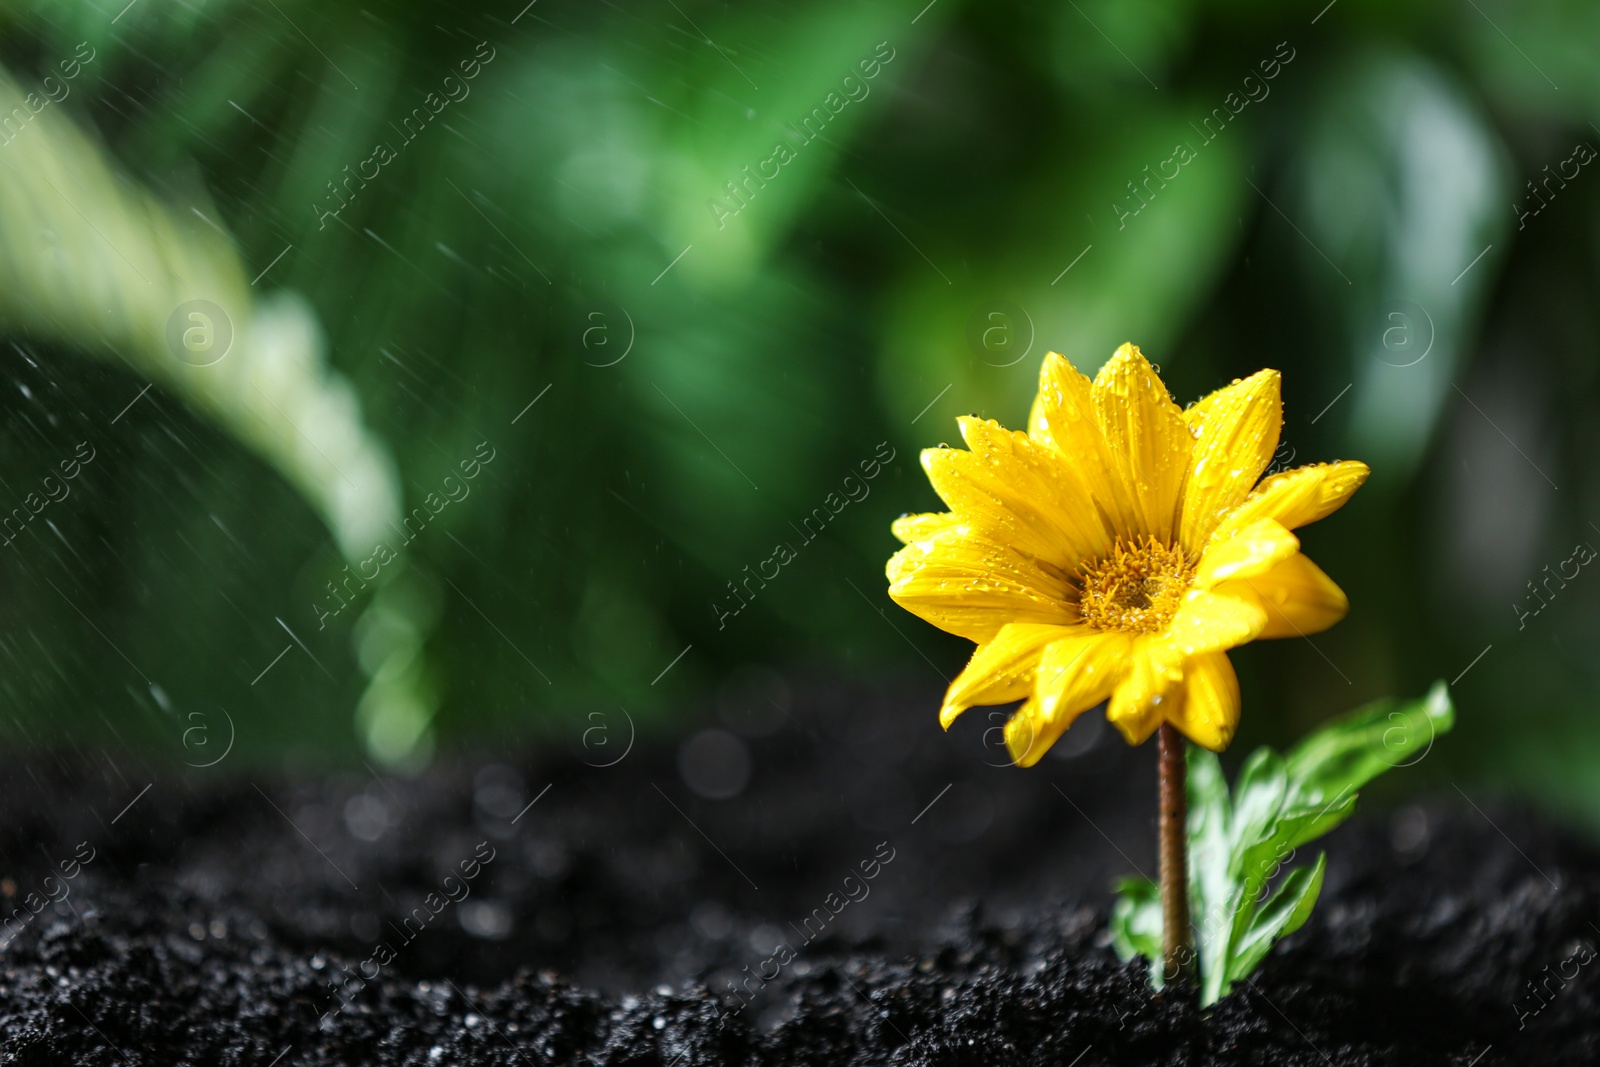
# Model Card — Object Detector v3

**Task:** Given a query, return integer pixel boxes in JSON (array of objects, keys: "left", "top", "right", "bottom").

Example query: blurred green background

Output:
[{"left": 0, "top": 0, "right": 1593, "bottom": 821}]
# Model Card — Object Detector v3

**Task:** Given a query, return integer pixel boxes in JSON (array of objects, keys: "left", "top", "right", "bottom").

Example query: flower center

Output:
[{"left": 1076, "top": 537, "right": 1196, "bottom": 634}]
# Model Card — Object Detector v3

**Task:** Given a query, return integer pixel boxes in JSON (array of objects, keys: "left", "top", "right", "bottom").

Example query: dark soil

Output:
[{"left": 0, "top": 675, "right": 1593, "bottom": 1065}]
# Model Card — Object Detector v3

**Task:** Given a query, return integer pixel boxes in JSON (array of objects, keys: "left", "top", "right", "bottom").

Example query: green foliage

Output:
[
  {"left": 0, "top": 0, "right": 1590, "bottom": 789},
  {"left": 1108, "top": 875, "right": 1162, "bottom": 969},
  {"left": 1112, "top": 683, "right": 1455, "bottom": 1005}
]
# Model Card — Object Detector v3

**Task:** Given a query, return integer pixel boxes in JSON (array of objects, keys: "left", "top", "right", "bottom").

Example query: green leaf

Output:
[
  {"left": 1112, "top": 684, "right": 1454, "bottom": 1008},
  {"left": 1186, "top": 746, "right": 1233, "bottom": 1000},
  {"left": 1228, "top": 748, "right": 1289, "bottom": 882},
  {"left": 1225, "top": 854, "right": 1326, "bottom": 985},
  {"left": 1110, "top": 876, "right": 1164, "bottom": 986},
  {"left": 1232, "top": 793, "right": 1351, "bottom": 905},
  {"left": 1283, "top": 681, "right": 1455, "bottom": 811}
]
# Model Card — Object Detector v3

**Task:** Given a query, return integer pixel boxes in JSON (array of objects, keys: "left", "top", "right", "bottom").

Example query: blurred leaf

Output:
[
  {"left": 878, "top": 99, "right": 1250, "bottom": 438},
  {"left": 1109, "top": 875, "right": 1163, "bottom": 983},
  {"left": 1285, "top": 47, "right": 1511, "bottom": 481},
  {"left": 0, "top": 63, "right": 450, "bottom": 765},
  {"left": 1048, "top": 0, "right": 1197, "bottom": 99},
  {"left": 649, "top": 2, "right": 932, "bottom": 284},
  {"left": 1453, "top": 0, "right": 1598, "bottom": 112},
  {"left": 0, "top": 66, "right": 398, "bottom": 555}
]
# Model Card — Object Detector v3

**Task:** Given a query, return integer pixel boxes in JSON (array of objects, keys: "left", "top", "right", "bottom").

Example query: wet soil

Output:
[{"left": 0, "top": 676, "right": 1593, "bottom": 1065}]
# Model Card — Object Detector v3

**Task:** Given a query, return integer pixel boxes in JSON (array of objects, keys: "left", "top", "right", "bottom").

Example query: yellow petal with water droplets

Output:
[
  {"left": 1002, "top": 697, "right": 1054, "bottom": 767},
  {"left": 1105, "top": 639, "right": 1184, "bottom": 746},
  {"left": 1002, "top": 633, "right": 1134, "bottom": 765},
  {"left": 1033, "top": 631, "right": 1133, "bottom": 724},
  {"left": 1194, "top": 518, "right": 1299, "bottom": 589},
  {"left": 920, "top": 416, "right": 1110, "bottom": 571},
  {"left": 1166, "top": 652, "right": 1240, "bottom": 751},
  {"left": 1091, "top": 343, "right": 1192, "bottom": 543},
  {"left": 939, "top": 623, "right": 1078, "bottom": 728},
  {"left": 1028, "top": 352, "right": 1143, "bottom": 536},
  {"left": 891, "top": 512, "right": 961, "bottom": 545},
  {"left": 1180, "top": 370, "right": 1282, "bottom": 551},
  {"left": 886, "top": 527, "right": 1077, "bottom": 644},
  {"left": 1211, "top": 461, "right": 1370, "bottom": 543},
  {"left": 1217, "top": 552, "right": 1349, "bottom": 638},
  {"left": 1160, "top": 588, "right": 1269, "bottom": 658}
]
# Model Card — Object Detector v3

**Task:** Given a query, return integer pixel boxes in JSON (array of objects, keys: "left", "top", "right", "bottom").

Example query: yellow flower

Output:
[{"left": 886, "top": 345, "right": 1367, "bottom": 766}]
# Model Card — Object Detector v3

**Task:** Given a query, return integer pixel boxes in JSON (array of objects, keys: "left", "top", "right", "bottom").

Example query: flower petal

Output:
[
  {"left": 919, "top": 417, "right": 1111, "bottom": 570},
  {"left": 887, "top": 527, "right": 1078, "bottom": 644},
  {"left": 1194, "top": 518, "right": 1300, "bottom": 589},
  {"left": 1104, "top": 639, "right": 1184, "bottom": 746},
  {"left": 1034, "top": 631, "right": 1133, "bottom": 725},
  {"left": 1161, "top": 588, "right": 1269, "bottom": 657},
  {"left": 1091, "top": 343, "right": 1192, "bottom": 543},
  {"left": 1211, "top": 461, "right": 1370, "bottom": 543},
  {"left": 998, "top": 639, "right": 1139, "bottom": 771},
  {"left": 1028, "top": 352, "right": 1143, "bottom": 536},
  {"left": 1002, "top": 697, "right": 1053, "bottom": 767},
  {"left": 1179, "top": 370, "right": 1282, "bottom": 550},
  {"left": 939, "top": 623, "right": 1077, "bottom": 729},
  {"left": 1166, "top": 652, "right": 1240, "bottom": 751},
  {"left": 1004, "top": 631, "right": 1133, "bottom": 766},
  {"left": 1217, "top": 552, "right": 1349, "bottom": 639},
  {"left": 891, "top": 512, "right": 960, "bottom": 545}
]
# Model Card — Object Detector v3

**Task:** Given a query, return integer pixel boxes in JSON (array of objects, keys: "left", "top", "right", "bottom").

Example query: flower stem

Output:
[{"left": 1157, "top": 722, "right": 1192, "bottom": 982}]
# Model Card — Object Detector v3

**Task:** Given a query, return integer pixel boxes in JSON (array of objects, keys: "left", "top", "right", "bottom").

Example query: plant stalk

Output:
[{"left": 1158, "top": 722, "right": 1193, "bottom": 982}]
